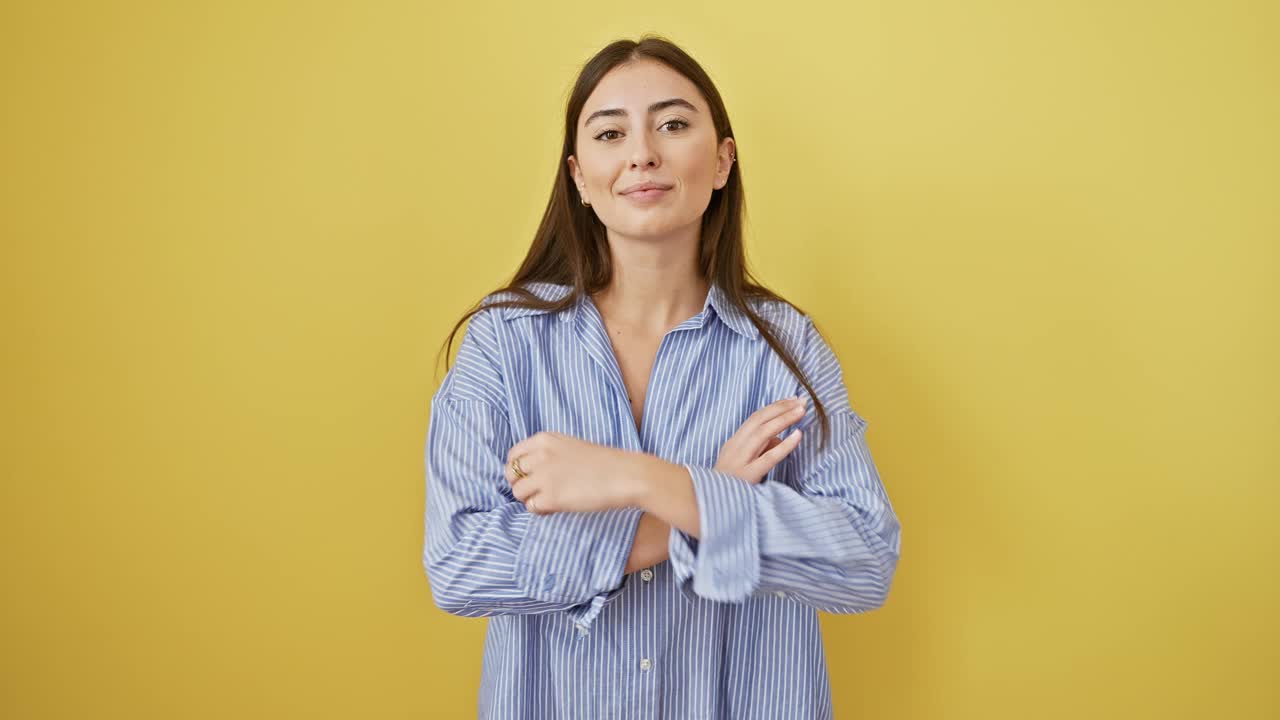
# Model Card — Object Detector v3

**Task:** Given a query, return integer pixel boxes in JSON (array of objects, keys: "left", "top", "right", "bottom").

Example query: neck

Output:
[{"left": 593, "top": 223, "right": 709, "bottom": 334}]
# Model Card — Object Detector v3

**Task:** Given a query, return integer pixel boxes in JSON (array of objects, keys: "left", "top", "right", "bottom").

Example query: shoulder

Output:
[
  {"left": 746, "top": 294, "right": 849, "bottom": 402},
  {"left": 438, "top": 281, "right": 572, "bottom": 403},
  {"left": 479, "top": 281, "right": 574, "bottom": 322},
  {"left": 747, "top": 294, "right": 815, "bottom": 354},
  {"left": 437, "top": 296, "right": 515, "bottom": 407},
  {"left": 752, "top": 299, "right": 859, "bottom": 422}
]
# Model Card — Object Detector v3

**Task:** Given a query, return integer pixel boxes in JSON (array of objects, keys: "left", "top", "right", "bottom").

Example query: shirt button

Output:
[
  {"left": 639, "top": 658, "right": 652, "bottom": 671},
  {"left": 640, "top": 569, "right": 654, "bottom": 582},
  {"left": 774, "top": 591, "right": 786, "bottom": 598},
  {"left": 576, "top": 623, "right": 587, "bottom": 636}
]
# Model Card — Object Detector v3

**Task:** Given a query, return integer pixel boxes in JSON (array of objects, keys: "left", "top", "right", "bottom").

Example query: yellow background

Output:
[{"left": 2, "top": 1, "right": 1276, "bottom": 717}]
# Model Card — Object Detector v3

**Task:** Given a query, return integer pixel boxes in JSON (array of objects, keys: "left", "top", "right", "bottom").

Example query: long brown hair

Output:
[{"left": 435, "top": 34, "right": 832, "bottom": 450}]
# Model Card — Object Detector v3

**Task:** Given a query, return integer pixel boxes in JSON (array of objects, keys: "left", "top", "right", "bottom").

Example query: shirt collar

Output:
[
  {"left": 701, "top": 282, "right": 760, "bottom": 339},
  {"left": 499, "top": 280, "right": 759, "bottom": 340},
  {"left": 497, "top": 281, "right": 575, "bottom": 319}
]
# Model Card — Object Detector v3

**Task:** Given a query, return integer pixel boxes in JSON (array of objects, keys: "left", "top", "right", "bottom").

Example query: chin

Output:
[
  {"left": 621, "top": 221, "right": 681, "bottom": 239},
  {"left": 622, "top": 211, "right": 699, "bottom": 236}
]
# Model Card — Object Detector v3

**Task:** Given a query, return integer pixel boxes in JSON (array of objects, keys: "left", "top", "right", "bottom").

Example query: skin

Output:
[{"left": 504, "top": 59, "right": 806, "bottom": 574}]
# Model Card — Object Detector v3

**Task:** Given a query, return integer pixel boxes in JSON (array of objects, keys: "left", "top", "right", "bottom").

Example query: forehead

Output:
[{"left": 579, "top": 60, "right": 703, "bottom": 125}]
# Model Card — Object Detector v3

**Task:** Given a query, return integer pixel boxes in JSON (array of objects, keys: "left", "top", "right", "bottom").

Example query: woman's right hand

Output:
[{"left": 713, "top": 396, "right": 809, "bottom": 484}]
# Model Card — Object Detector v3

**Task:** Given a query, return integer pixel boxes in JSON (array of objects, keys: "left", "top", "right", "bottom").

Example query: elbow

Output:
[
  {"left": 426, "top": 574, "right": 486, "bottom": 617},
  {"left": 838, "top": 508, "right": 901, "bottom": 613},
  {"left": 427, "top": 579, "right": 469, "bottom": 616},
  {"left": 431, "top": 594, "right": 476, "bottom": 618},
  {"left": 862, "top": 560, "right": 898, "bottom": 612},
  {"left": 826, "top": 549, "right": 900, "bottom": 615},
  {"left": 423, "top": 553, "right": 481, "bottom": 617},
  {"left": 824, "top": 577, "right": 893, "bottom": 614}
]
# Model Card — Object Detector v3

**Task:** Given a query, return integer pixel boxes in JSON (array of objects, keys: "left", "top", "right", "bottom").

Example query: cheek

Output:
[
  {"left": 680, "top": 151, "right": 719, "bottom": 189},
  {"left": 677, "top": 162, "right": 717, "bottom": 199},
  {"left": 573, "top": 150, "right": 606, "bottom": 186}
]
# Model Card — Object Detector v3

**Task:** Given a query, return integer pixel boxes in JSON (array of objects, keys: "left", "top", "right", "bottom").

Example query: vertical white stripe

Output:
[{"left": 423, "top": 282, "right": 901, "bottom": 719}]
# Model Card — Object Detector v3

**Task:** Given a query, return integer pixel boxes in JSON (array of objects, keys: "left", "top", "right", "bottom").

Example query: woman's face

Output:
[{"left": 568, "top": 59, "right": 735, "bottom": 242}]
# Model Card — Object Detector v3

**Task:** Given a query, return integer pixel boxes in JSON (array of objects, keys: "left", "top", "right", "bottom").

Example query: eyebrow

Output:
[{"left": 583, "top": 97, "right": 699, "bottom": 126}]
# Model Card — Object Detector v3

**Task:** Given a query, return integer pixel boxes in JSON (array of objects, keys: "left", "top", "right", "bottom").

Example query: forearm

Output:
[
  {"left": 624, "top": 453, "right": 701, "bottom": 538},
  {"left": 425, "top": 503, "right": 641, "bottom": 617},
  {"left": 666, "top": 462, "right": 901, "bottom": 609},
  {"left": 623, "top": 511, "right": 671, "bottom": 573}
]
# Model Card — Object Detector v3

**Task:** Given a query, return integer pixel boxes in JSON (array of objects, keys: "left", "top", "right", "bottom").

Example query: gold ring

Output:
[{"left": 511, "top": 456, "right": 527, "bottom": 479}]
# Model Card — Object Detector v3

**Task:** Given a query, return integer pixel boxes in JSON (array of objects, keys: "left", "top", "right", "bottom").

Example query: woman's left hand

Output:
[{"left": 504, "top": 431, "right": 638, "bottom": 515}]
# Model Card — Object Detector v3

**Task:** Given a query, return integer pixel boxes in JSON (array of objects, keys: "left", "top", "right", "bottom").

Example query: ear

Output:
[
  {"left": 713, "top": 137, "right": 736, "bottom": 190},
  {"left": 566, "top": 155, "right": 588, "bottom": 203}
]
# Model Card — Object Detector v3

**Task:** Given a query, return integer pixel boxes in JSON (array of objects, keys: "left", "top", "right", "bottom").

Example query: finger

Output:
[
  {"left": 747, "top": 396, "right": 806, "bottom": 426},
  {"left": 748, "top": 429, "right": 803, "bottom": 477},
  {"left": 526, "top": 491, "right": 552, "bottom": 515},
  {"left": 752, "top": 403, "right": 807, "bottom": 446},
  {"left": 741, "top": 398, "right": 792, "bottom": 427},
  {"left": 504, "top": 453, "right": 530, "bottom": 485},
  {"left": 511, "top": 475, "right": 538, "bottom": 502},
  {"left": 736, "top": 400, "right": 803, "bottom": 453},
  {"left": 507, "top": 439, "right": 530, "bottom": 465},
  {"left": 507, "top": 431, "right": 550, "bottom": 465},
  {"left": 508, "top": 448, "right": 547, "bottom": 484}
]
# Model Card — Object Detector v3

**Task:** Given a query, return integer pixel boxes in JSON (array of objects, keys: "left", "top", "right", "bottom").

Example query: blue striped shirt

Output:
[{"left": 423, "top": 280, "right": 902, "bottom": 719}]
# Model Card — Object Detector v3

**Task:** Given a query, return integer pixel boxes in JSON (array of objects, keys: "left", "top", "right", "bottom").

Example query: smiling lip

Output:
[
  {"left": 622, "top": 187, "right": 670, "bottom": 204},
  {"left": 620, "top": 182, "right": 672, "bottom": 204},
  {"left": 626, "top": 187, "right": 668, "bottom": 197},
  {"left": 620, "top": 181, "right": 673, "bottom": 195}
]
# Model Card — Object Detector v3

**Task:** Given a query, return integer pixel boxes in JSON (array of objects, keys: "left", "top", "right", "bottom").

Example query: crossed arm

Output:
[
  {"left": 423, "top": 311, "right": 900, "bottom": 628},
  {"left": 624, "top": 511, "right": 673, "bottom": 574},
  {"left": 502, "top": 400, "right": 811, "bottom": 574},
  {"left": 426, "top": 395, "right": 899, "bottom": 623}
]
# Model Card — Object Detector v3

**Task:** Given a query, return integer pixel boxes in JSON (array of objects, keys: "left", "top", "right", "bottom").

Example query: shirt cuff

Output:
[
  {"left": 515, "top": 507, "right": 643, "bottom": 605},
  {"left": 668, "top": 526, "right": 700, "bottom": 604},
  {"left": 564, "top": 576, "right": 630, "bottom": 634},
  {"left": 670, "top": 464, "right": 761, "bottom": 603}
]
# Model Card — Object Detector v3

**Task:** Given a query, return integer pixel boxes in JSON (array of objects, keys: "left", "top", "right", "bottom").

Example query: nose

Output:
[{"left": 629, "top": 132, "right": 659, "bottom": 169}]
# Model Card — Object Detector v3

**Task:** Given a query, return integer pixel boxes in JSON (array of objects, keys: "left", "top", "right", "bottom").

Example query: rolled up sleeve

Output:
[
  {"left": 667, "top": 316, "right": 902, "bottom": 612},
  {"left": 422, "top": 309, "right": 642, "bottom": 631}
]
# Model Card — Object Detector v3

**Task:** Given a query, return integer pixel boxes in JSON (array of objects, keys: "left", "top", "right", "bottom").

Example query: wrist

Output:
[
  {"left": 618, "top": 451, "right": 667, "bottom": 509},
  {"left": 636, "top": 454, "right": 689, "bottom": 516},
  {"left": 624, "top": 511, "right": 671, "bottom": 573}
]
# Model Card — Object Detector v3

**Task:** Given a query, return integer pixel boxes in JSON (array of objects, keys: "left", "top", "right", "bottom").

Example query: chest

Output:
[
  {"left": 502, "top": 310, "right": 781, "bottom": 464},
  {"left": 602, "top": 329, "right": 665, "bottom": 435}
]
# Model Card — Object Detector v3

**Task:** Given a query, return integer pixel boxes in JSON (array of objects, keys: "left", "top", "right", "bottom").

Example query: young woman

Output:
[{"left": 424, "top": 35, "right": 902, "bottom": 720}]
